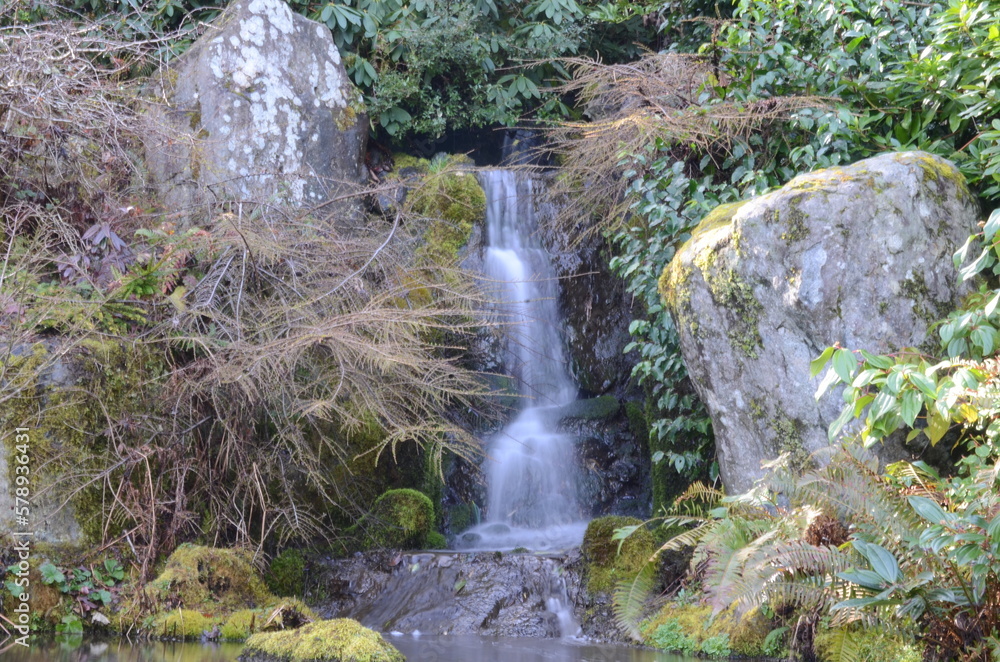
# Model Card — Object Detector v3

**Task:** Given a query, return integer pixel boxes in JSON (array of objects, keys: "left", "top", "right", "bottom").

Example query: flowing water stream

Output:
[{"left": 457, "top": 170, "right": 589, "bottom": 554}]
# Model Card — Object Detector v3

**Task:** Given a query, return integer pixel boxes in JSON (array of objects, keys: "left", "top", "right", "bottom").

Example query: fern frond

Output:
[
  {"left": 822, "top": 627, "right": 862, "bottom": 662},
  {"left": 612, "top": 561, "right": 658, "bottom": 641}
]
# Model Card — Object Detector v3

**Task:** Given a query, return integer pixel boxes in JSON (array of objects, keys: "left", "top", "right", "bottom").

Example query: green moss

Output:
[
  {"left": 215, "top": 600, "right": 317, "bottom": 641},
  {"left": 446, "top": 502, "right": 479, "bottom": 533},
  {"left": 0, "top": 340, "right": 166, "bottom": 543},
  {"left": 560, "top": 395, "right": 620, "bottom": 420},
  {"left": 426, "top": 531, "right": 447, "bottom": 548},
  {"left": 769, "top": 414, "right": 812, "bottom": 472},
  {"left": 911, "top": 152, "right": 971, "bottom": 206},
  {"left": 767, "top": 205, "right": 810, "bottom": 244},
  {"left": 661, "top": 199, "right": 763, "bottom": 357},
  {"left": 660, "top": 260, "right": 697, "bottom": 337},
  {"left": 392, "top": 154, "right": 430, "bottom": 173},
  {"left": 357, "top": 488, "right": 435, "bottom": 550},
  {"left": 159, "top": 609, "right": 211, "bottom": 639},
  {"left": 242, "top": 618, "right": 405, "bottom": 662},
  {"left": 145, "top": 544, "right": 274, "bottom": 613},
  {"left": 582, "top": 516, "right": 656, "bottom": 595},
  {"left": 411, "top": 165, "right": 486, "bottom": 266},
  {"left": 694, "top": 245, "right": 764, "bottom": 359},
  {"left": 642, "top": 602, "right": 770, "bottom": 657},
  {"left": 220, "top": 608, "right": 260, "bottom": 640},
  {"left": 729, "top": 607, "right": 777, "bottom": 656},
  {"left": 624, "top": 401, "right": 649, "bottom": 444},
  {"left": 266, "top": 549, "right": 305, "bottom": 597}
]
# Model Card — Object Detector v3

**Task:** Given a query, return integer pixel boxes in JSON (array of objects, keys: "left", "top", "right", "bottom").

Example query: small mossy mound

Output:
[
  {"left": 158, "top": 609, "right": 211, "bottom": 639},
  {"left": 582, "top": 515, "right": 655, "bottom": 594},
  {"left": 359, "top": 488, "right": 435, "bottom": 550},
  {"left": 146, "top": 544, "right": 274, "bottom": 612},
  {"left": 560, "top": 395, "right": 620, "bottom": 421},
  {"left": 239, "top": 618, "right": 404, "bottom": 662},
  {"left": 426, "top": 531, "right": 447, "bottom": 548},
  {"left": 266, "top": 549, "right": 305, "bottom": 597}
]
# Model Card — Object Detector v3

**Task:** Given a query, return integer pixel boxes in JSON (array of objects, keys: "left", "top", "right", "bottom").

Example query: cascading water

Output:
[{"left": 457, "top": 170, "right": 589, "bottom": 554}]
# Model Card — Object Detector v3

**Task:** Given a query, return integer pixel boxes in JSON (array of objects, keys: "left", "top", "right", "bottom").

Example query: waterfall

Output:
[{"left": 457, "top": 170, "right": 588, "bottom": 553}]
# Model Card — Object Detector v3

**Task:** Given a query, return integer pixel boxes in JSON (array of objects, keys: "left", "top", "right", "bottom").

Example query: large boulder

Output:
[
  {"left": 146, "top": 0, "right": 366, "bottom": 215},
  {"left": 660, "top": 151, "right": 979, "bottom": 493}
]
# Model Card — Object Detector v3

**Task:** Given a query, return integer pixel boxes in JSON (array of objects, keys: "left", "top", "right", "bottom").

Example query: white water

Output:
[{"left": 457, "top": 170, "right": 588, "bottom": 556}]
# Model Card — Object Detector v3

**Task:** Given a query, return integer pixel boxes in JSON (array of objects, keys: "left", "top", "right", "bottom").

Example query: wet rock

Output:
[
  {"left": 145, "top": 0, "right": 366, "bottom": 217},
  {"left": 661, "top": 151, "right": 979, "bottom": 493},
  {"left": 313, "top": 550, "right": 582, "bottom": 638}
]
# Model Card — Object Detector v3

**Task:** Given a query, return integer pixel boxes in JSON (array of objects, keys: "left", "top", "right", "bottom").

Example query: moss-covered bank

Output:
[{"left": 239, "top": 618, "right": 404, "bottom": 662}]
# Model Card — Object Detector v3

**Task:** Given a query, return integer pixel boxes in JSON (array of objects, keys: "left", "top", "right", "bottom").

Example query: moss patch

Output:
[
  {"left": 241, "top": 618, "right": 404, "bottom": 662},
  {"left": 145, "top": 544, "right": 273, "bottom": 613},
  {"left": 405, "top": 155, "right": 485, "bottom": 267},
  {"left": 426, "top": 531, "right": 447, "bottom": 548},
  {"left": 582, "top": 516, "right": 656, "bottom": 594},
  {"left": 159, "top": 609, "right": 211, "bottom": 639},
  {"left": 355, "top": 488, "right": 435, "bottom": 550},
  {"left": 266, "top": 549, "right": 305, "bottom": 598},
  {"left": 660, "top": 199, "right": 764, "bottom": 358},
  {"left": 769, "top": 414, "right": 812, "bottom": 472},
  {"left": 642, "top": 602, "right": 779, "bottom": 658},
  {"left": 1, "top": 340, "right": 167, "bottom": 543}
]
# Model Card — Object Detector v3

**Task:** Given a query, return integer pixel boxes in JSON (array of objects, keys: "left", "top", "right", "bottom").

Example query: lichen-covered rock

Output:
[
  {"left": 239, "top": 618, "right": 404, "bottom": 662},
  {"left": 146, "top": 0, "right": 366, "bottom": 215},
  {"left": 660, "top": 151, "right": 979, "bottom": 493}
]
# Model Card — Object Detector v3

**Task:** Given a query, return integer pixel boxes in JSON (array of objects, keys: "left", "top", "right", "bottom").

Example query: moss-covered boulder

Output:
[
  {"left": 357, "top": 489, "right": 435, "bottom": 550},
  {"left": 140, "top": 544, "right": 316, "bottom": 640},
  {"left": 660, "top": 151, "right": 979, "bottom": 493},
  {"left": 402, "top": 154, "right": 485, "bottom": 266},
  {"left": 146, "top": 544, "right": 273, "bottom": 612},
  {"left": 239, "top": 618, "right": 404, "bottom": 662},
  {"left": 581, "top": 515, "right": 656, "bottom": 594}
]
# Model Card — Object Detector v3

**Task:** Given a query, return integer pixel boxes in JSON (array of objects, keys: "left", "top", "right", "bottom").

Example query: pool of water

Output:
[{"left": 1, "top": 636, "right": 701, "bottom": 662}]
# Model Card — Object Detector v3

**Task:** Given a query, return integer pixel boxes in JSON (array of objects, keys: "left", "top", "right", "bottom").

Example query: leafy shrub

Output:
[{"left": 649, "top": 619, "right": 699, "bottom": 654}]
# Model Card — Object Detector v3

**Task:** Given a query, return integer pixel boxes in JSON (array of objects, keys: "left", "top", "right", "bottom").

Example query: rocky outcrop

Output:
[
  {"left": 660, "top": 151, "right": 979, "bottom": 494},
  {"left": 314, "top": 550, "right": 582, "bottom": 638},
  {"left": 146, "top": 0, "right": 366, "bottom": 215}
]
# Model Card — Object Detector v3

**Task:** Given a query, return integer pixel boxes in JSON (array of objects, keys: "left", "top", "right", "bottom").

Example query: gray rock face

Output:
[
  {"left": 661, "top": 151, "right": 979, "bottom": 494},
  {"left": 315, "top": 550, "right": 583, "bottom": 638},
  {"left": 146, "top": 0, "right": 366, "bottom": 214}
]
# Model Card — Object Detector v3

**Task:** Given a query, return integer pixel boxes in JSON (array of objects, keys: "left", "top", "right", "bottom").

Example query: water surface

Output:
[{"left": 2, "top": 636, "right": 701, "bottom": 662}]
